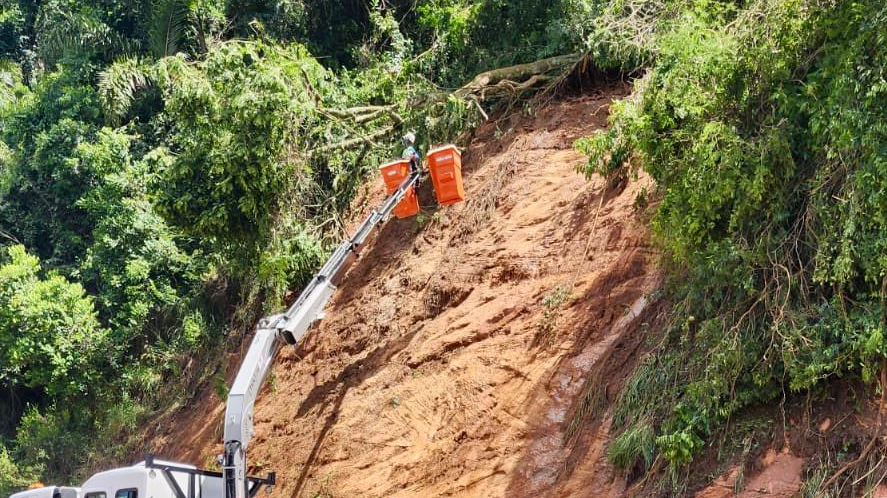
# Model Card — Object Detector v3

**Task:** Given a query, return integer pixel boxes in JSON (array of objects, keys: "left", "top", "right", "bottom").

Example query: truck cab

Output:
[
  {"left": 10, "top": 487, "right": 79, "bottom": 498},
  {"left": 7, "top": 456, "right": 270, "bottom": 498},
  {"left": 76, "top": 459, "right": 224, "bottom": 498}
]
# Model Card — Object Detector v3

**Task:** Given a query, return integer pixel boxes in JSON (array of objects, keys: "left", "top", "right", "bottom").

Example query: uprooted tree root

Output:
[
  {"left": 818, "top": 361, "right": 887, "bottom": 493},
  {"left": 819, "top": 280, "right": 887, "bottom": 493}
]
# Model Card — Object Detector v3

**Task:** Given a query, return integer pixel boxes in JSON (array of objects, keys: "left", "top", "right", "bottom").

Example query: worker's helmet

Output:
[{"left": 402, "top": 132, "right": 416, "bottom": 147}]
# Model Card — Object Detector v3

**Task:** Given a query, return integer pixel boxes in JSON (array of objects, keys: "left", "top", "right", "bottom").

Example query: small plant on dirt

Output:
[
  {"left": 522, "top": 102, "right": 536, "bottom": 117},
  {"left": 633, "top": 187, "right": 649, "bottom": 212},
  {"left": 310, "top": 471, "right": 338, "bottom": 498},
  {"left": 608, "top": 421, "right": 656, "bottom": 476},
  {"left": 414, "top": 212, "right": 429, "bottom": 232},
  {"left": 203, "top": 452, "right": 222, "bottom": 471},
  {"left": 213, "top": 371, "right": 229, "bottom": 400},
  {"left": 535, "top": 285, "right": 571, "bottom": 345},
  {"left": 390, "top": 396, "right": 401, "bottom": 408}
]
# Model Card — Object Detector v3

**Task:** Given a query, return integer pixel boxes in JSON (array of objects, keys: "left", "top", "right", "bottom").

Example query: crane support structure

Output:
[{"left": 222, "top": 171, "right": 421, "bottom": 498}]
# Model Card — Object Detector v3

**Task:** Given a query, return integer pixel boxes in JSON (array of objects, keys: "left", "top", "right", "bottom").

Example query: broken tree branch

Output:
[
  {"left": 311, "top": 127, "right": 394, "bottom": 155},
  {"left": 309, "top": 52, "right": 585, "bottom": 157},
  {"left": 324, "top": 104, "right": 403, "bottom": 126},
  {"left": 455, "top": 53, "right": 581, "bottom": 98},
  {"left": 407, "top": 52, "right": 583, "bottom": 108},
  {"left": 325, "top": 105, "right": 395, "bottom": 119}
]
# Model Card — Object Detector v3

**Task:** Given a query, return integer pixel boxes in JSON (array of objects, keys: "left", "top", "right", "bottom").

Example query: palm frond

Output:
[
  {"left": 98, "top": 57, "right": 151, "bottom": 126},
  {"left": 148, "top": 0, "right": 190, "bottom": 58},
  {"left": 36, "top": 8, "right": 129, "bottom": 67}
]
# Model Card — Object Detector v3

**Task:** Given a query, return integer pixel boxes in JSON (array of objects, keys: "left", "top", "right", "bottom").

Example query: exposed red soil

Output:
[
  {"left": 695, "top": 449, "right": 804, "bottom": 498},
  {"left": 143, "top": 85, "right": 677, "bottom": 497}
]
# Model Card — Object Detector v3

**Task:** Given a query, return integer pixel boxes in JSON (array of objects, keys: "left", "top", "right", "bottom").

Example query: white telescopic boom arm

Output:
[{"left": 222, "top": 171, "right": 419, "bottom": 498}]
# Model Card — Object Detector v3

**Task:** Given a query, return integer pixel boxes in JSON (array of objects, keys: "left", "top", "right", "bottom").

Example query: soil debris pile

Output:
[{"left": 155, "top": 85, "right": 665, "bottom": 497}]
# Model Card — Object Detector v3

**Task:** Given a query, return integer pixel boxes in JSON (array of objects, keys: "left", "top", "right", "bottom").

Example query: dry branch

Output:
[
  {"left": 311, "top": 127, "right": 393, "bottom": 155},
  {"left": 325, "top": 105, "right": 403, "bottom": 124},
  {"left": 325, "top": 105, "right": 394, "bottom": 118}
]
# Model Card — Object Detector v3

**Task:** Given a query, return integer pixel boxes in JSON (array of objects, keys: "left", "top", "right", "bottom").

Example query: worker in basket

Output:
[{"left": 402, "top": 131, "right": 422, "bottom": 193}]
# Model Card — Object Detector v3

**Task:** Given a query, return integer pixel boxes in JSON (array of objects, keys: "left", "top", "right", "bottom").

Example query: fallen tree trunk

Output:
[
  {"left": 311, "top": 127, "right": 394, "bottom": 155},
  {"left": 477, "top": 73, "right": 555, "bottom": 101},
  {"left": 455, "top": 53, "right": 581, "bottom": 99},
  {"left": 325, "top": 105, "right": 403, "bottom": 125}
]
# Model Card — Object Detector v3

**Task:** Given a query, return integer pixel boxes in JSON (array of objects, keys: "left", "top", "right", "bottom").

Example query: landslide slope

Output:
[{"left": 153, "top": 84, "right": 665, "bottom": 497}]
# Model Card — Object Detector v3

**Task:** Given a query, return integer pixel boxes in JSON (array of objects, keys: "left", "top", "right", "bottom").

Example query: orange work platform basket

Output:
[
  {"left": 379, "top": 159, "right": 420, "bottom": 219},
  {"left": 427, "top": 144, "right": 465, "bottom": 206}
]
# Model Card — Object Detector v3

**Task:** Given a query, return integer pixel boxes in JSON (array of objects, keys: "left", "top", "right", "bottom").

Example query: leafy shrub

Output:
[
  {"left": 0, "top": 443, "right": 38, "bottom": 496},
  {"left": 0, "top": 1, "right": 26, "bottom": 59},
  {"left": 255, "top": 216, "right": 324, "bottom": 309},
  {"left": 0, "top": 245, "right": 107, "bottom": 399},
  {"left": 13, "top": 406, "right": 93, "bottom": 482},
  {"left": 579, "top": 0, "right": 887, "bottom": 469},
  {"left": 0, "top": 66, "right": 102, "bottom": 271},
  {"left": 0, "top": 60, "right": 27, "bottom": 114},
  {"left": 152, "top": 42, "right": 329, "bottom": 260},
  {"left": 76, "top": 128, "right": 205, "bottom": 345}
]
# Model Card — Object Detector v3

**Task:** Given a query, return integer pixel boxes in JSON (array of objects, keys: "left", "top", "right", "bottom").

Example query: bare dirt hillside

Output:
[{"left": 151, "top": 85, "right": 669, "bottom": 497}]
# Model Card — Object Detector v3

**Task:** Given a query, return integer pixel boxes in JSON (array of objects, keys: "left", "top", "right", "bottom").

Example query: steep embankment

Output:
[{"left": 151, "top": 85, "right": 667, "bottom": 497}]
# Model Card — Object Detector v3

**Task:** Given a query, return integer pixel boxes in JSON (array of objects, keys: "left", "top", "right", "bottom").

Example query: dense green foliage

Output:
[
  {"left": 152, "top": 43, "right": 319, "bottom": 253},
  {"left": 0, "top": 0, "right": 580, "bottom": 490},
  {"left": 0, "top": 444, "right": 37, "bottom": 496},
  {"left": 0, "top": 245, "right": 106, "bottom": 399},
  {"left": 577, "top": 0, "right": 887, "bottom": 489},
  {"left": 0, "top": 246, "right": 117, "bottom": 484},
  {"left": 413, "top": 0, "right": 581, "bottom": 84}
]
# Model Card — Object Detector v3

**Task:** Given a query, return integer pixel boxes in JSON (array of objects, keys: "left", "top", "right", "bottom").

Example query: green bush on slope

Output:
[
  {"left": 0, "top": 245, "right": 107, "bottom": 399},
  {"left": 0, "top": 246, "right": 112, "bottom": 481},
  {"left": 150, "top": 42, "right": 323, "bottom": 258},
  {"left": 0, "top": 444, "right": 38, "bottom": 497},
  {"left": 578, "top": 0, "right": 887, "bottom": 476}
]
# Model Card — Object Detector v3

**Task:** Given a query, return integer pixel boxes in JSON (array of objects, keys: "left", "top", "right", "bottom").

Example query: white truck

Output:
[
  {"left": 8, "top": 168, "right": 423, "bottom": 498},
  {"left": 10, "top": 456, "right": 271, "bottom": 498},
  {"left": 10, "top": 488, "right": 77, "bottom": 498}
]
